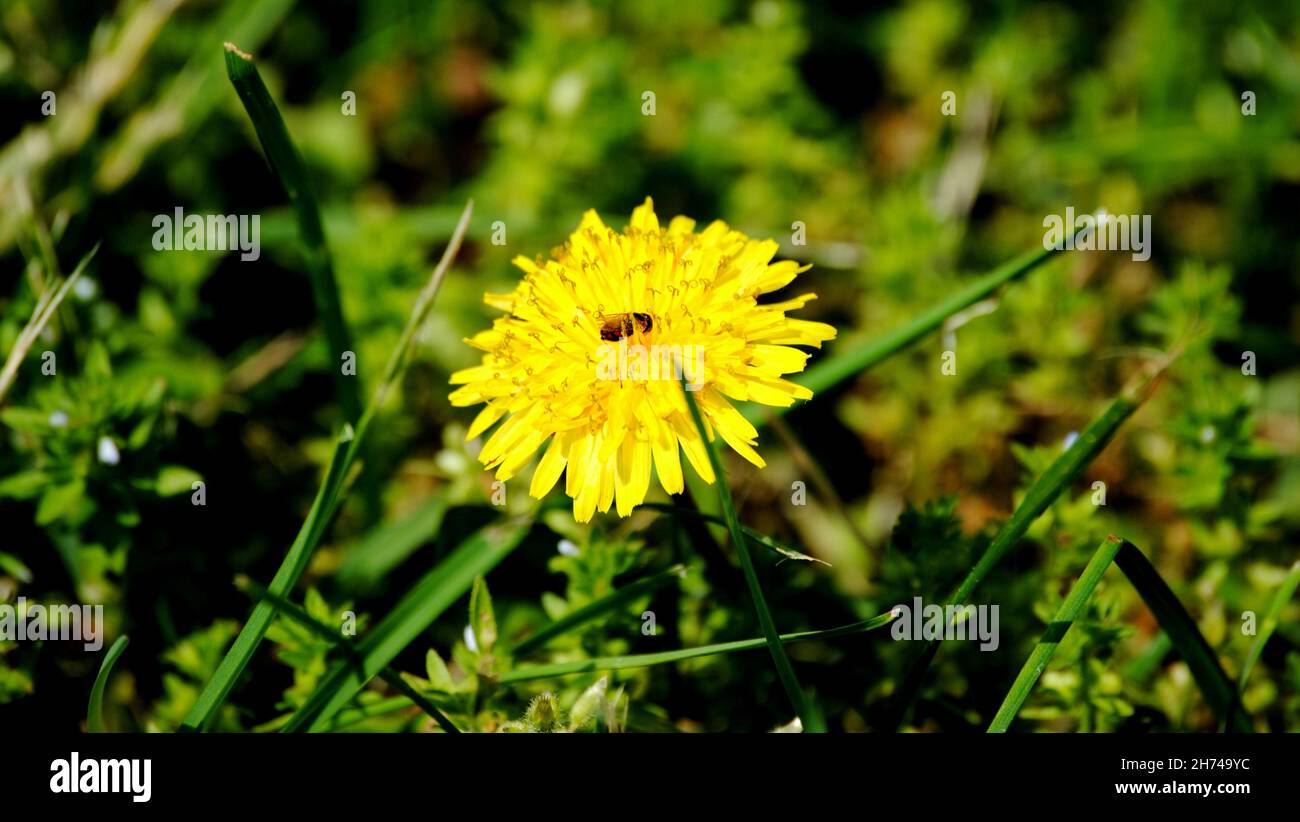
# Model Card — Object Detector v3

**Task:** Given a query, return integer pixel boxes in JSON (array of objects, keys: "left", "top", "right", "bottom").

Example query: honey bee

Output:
[{"left": 598, "top": 312, "right": 653, "bottom": 342}]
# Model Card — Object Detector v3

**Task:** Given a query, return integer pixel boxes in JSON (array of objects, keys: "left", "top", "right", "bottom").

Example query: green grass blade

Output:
[
  {"left": 680, "top": 381, "right": 822, "bottom": 732},
  {"left": 988, "top": 536, "right": 1125, "bottom": 732},
  {"left": 237, "top": 579, "right": 460, "bottom": 733},
  {"left": 87, "top": 635, "right": 129, "bottom": 733},
  {"left": 510, "top": 565, "right": 687, "bottom": 657},
  {"left": 500, "top": 611, "right": 898, "bottom": 683},
  {"left": 888, "top": 358, "right": 1168, "bottom": 729},
  {"left": 1113, "top": 541, "right": 1252, "bottom": 733},
  {"left": 284, "top": 517, "right": 532, "bottom": 732},
  {"left": 745, "top": 244, "right": 1060, "bottom": 426},
  {"left": 641, "top": 503, "right": 829, "bottom": 566},
  {"left": 1235, "top": 560, "right": 1300, "bottom": 706},
  {"left": 223, "top": 42, "right": 361, "bottom": 422},
  {"left": 182, "top": 200, "right": 474, "bottom": 731},
  {"left": 951, "top": 380, "right": 1150, "bottom": 607},
  {"left": 335, "top": 495, "right": 448, "bottom": 593},
  {"left": 1124, "top": 630, "right": 1173, "bottom": 681}
]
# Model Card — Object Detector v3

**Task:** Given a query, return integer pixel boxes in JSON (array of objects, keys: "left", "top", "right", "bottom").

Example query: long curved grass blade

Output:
[
  {"left": 510, "top": 565, "right": 687, "bottom": 657},
  {"left": 501, "top": 611, "right": 897, "bottom": 684},
  {"left": 301, "top": 612, "right": 898, "bottom": 723},
  {"left": 680, "top": 381, "right": 822, "bottom": 732},
  {"left": 224, "top": 42, "right": 361, "bottom": 422},
  {"left": 745, "top": 244, "right": 1060, "bottom": 426},
  {"left": 1233, "top": 559, "right": 1300, "bottom": 715},
  {"left": 988, "top": 536, "right": 1125, "bottom": 732},
  {"left": 182, "top": 200, "right": 474, "bottom": 732},
  {"left": 641, "top": 503, "right": 828, "bottom": 565},
  {"left": 284, "top": 517, "right": 532, "bottom": 732},
  {"left": 888, "top": 357, "right": 1169, "bottom": 729},
  {"left": 87, "top": 635, "right": 129, "bottom": 733},
  {"left": 237, "top": 579, "right": 460, "bottom": 733},
  {"left": 1113, "top": 541, "right": 1252, "bottom": 733}
]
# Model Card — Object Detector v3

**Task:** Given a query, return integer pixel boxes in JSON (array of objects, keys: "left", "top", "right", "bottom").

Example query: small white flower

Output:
[
  {"left": 73, "top": 277, "right": 97, "bottom": 300},
  {"left": 48, "top": 410, "right": 69, "bottom": 428},
  {"left": 557, "top": 539, "right": 580, "bottom": 557},
  {"left": 1200, "top": 425, "right": 1216, "bottom": 444},
  {"left": 463, "top": 624, "right": 478, "bottom": 653},
  {"left": 97, "top": 436, "right": 120, "bottom": 465}
]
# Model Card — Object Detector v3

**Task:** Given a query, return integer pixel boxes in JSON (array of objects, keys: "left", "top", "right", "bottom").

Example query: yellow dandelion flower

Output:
[{"left": 449, "top": 198, "right": 836, "bottom": 522}]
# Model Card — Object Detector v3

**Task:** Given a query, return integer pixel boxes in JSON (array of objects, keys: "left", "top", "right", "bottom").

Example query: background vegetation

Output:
[{"left": 1, "top": 0, "right": 1297, "bottom": 732}]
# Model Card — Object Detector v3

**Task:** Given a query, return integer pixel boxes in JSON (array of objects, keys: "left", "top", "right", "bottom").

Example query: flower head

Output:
[{"left": 450, "top": 198, "right": 835, "bottom": 522}]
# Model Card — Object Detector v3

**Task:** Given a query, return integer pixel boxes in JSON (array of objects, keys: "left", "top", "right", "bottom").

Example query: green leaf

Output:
[
  {"left": 425, "top": 649, "right": 455, "bottom": 692},
  {"left": 0, "top": 470, "right": 49, "bottom": 500},
  {"left": 156, "top": 466, "right": 202, "bottom": 496},
  {"left": 681, "top": 380, "right": 822, "bottom": 732},
  {"left": 223, "top": 42, "right": 361, "bottom": 423},
  {"left": 84, "top": 341, "right": 112, "bottom": 379},
  {"left": 469, "top": 576, "right": 497, "bottom": 653},
  {"left": 87, "top": 636, "right": 129, "bottom": 733},
  {"left": 36, "top": 480, "right": 85, "bottom": 525},
  {"left": 0, "top": 408, "right": 52, "bottom": 434},
  {"left": 283, "top": 517, "right": 532, "bottom": 732},
  {"left": 0, "top": 552, "right": 33, "bottom": 583}
]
